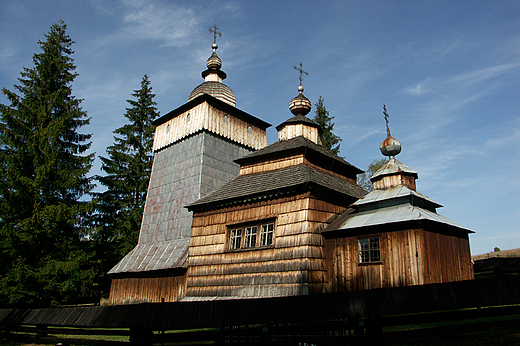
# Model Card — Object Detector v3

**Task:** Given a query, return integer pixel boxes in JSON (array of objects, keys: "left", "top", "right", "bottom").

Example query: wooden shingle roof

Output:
[
  {"left": 187, "top": 163, "right": 367, "bottom": 211},
  {"left": 235, "top": 136, "right": 363, "bottom": 178}
]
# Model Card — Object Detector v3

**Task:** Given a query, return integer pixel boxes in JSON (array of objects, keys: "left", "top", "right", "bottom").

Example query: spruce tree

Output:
[
  {"left": 313, "top": 96, "right": 341, "bottom": 155},
  {"left": 94, "top": 75, "right": 158, "bottom": 280},
  {"left": 356, "top": 158, "right": 387, "bottom": 192},
  {"left": 0, "top": 21, "right": 94, "bottom": 306}
]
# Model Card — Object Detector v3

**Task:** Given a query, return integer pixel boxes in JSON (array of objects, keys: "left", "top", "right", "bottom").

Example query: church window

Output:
[
  {"left": 228, "top": 221, "right": 275, "bottom": 250},
  {"left": 359, "top": 237, "right": 381, "bottom": 263},
  {"left": 186, "top": 112, "right": 190, "bottom": 122},
  {"left": 229, "top": 228, "right": 242, "bottom": 250},
  {"left": 247, "top": 125, "right": 252, "bottom": 133},
  {"left": 224, "top": 114, "right": 228, "bottom": 123},
  {"left": 260, "top": 223, "right": 274, "bottom": 246},
  {"left": 244, "top": 226, "right": 258, "bottom": 248}
]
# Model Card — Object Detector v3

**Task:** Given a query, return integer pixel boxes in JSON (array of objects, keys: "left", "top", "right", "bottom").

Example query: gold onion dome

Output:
[{"left": 289, "top": 85, "right": 312, "bottom": 116}]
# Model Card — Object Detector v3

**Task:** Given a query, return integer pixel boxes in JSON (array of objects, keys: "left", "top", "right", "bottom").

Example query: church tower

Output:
[{"left": 108, "top": 27, "right": 270, "bottom": 305}]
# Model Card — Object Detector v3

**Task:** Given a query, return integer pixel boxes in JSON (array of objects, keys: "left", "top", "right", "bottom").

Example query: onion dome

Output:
[
  {"left": 188, "top": 34, "right": 236, "bottom": 106},
  {"left": 289, "top": 85, "right": 312, "bottom": 116},
  {"left": 371, "top": 105, "right": 418, "bottom": 190}
]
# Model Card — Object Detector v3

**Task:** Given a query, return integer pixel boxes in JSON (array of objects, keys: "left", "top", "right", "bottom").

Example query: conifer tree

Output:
[
  {"left": 0, "top": 21, "right": 94, "bottom": 306},
  {"left": 94, "top": 75, "right": 158, "bottom": 276},
  {"left": 313, "top": 96, "right": 341, "bottom": 155},
  {"left": 357, "top": 158, "right": 387, "bottom": 192}
]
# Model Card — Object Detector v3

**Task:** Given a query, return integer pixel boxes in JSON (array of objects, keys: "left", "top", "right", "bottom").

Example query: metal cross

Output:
[
  {"left": 209, "top": 25, "right": 222, "bottom": 44},
  {"left": 383, "top": 104, "right": 391, "bottom": 136},
  {"left": 293, "top": 62, "right": 308, "bottom": 86}
]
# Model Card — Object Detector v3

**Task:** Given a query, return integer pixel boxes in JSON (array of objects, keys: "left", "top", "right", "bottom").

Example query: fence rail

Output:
[{"left": 1, "top": 276, "right": 520, "bottom": 344}]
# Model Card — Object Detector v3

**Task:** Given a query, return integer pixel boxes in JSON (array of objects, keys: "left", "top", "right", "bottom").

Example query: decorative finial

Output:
[
  {"left": 379, "top": 104, "right": 401, "bottom": 158},
  {"left": 209, "top": 25, "right": 222, "bottom": 50},
  {"left": 293, "top": 62, "right": 308, "bottom": 90}
]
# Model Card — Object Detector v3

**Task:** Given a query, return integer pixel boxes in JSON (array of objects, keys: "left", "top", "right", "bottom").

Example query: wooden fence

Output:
[{"left": 1, "top": 276, "right": 520, "bottom": 345}]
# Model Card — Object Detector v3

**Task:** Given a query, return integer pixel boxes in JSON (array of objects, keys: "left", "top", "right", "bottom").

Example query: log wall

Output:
[
  {"left": 324, "top": 229, "right": 474, "bottom": 292},
  {"left": 108, "top": 272, "right": 187, "bottom": 305},
  {"left": 186, "top": 192, "right": 347, "bottom": 299}
]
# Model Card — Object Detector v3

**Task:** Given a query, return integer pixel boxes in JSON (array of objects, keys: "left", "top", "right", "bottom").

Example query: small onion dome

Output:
[
  {"left": 206, "top": 50, "right": 222, "bottom": 70},
  {"left": 380, "top": 135, "right": 401, "bottom": 158},
  {"left": 289, "top": 85, "right": 312, "bottom": 116}
]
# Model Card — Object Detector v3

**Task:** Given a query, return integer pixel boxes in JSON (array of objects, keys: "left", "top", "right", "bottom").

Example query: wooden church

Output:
[{"left": 107, "top": 31, "right": 474, "bottom": 305}]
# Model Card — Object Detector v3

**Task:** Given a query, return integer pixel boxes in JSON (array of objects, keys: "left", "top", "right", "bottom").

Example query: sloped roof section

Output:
[
  {"left": 187, "top": 163, "right": 367, "bottom": 210},
  {"left": 235, "top": 136, "right": 363, "bottom": 177},
  {"left": 354, "top": 185, "right": 441, "bottom": 209},
  {"left": 108, "top": 239, "right": 189, "bottom": 274},
  {"left": 323, "top": 185, "right": 472, "bottom": 236}
]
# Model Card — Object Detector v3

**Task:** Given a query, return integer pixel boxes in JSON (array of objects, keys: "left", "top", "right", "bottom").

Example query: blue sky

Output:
[{"left": 1, "top": 0, "right": 519, "bottom": 256}]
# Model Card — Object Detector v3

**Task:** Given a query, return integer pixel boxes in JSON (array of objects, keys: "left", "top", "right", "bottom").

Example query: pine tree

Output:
[
  {"left": 0, "top": 21, "right": 94, "bottom": 306},
  {"left": 313, "top": 96, "right": 341, "bottom": 155},
  {"left": 94, "top": 75, "right": 159, "bottom": 281},
  {"left": 356, "top": 158, "right": 387, "bottom": 192}
]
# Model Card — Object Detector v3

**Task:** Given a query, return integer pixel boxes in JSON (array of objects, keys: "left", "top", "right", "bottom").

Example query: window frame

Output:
[
  {"left": 358, "top": 236, "right": 382, "bottom": 264},
  {"left": 227, "top": 219, "right": 275, "bottom": 252}
]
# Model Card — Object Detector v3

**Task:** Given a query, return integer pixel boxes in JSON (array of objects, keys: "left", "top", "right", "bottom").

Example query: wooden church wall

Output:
[
  {"left": 153, "top": 102, "right": 267, "bottom": 152},
  {"left": 108, "top": 272, "right": 187, "bottom": 305},
  {"left": 186, "top": 192, "right": 347, "bottom": 298},
  {"left": 323, "top": 229, "right": 474, "bottom": 292}
]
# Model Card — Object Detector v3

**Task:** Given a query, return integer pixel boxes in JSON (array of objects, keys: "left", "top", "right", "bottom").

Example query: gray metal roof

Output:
[
  {"left": 323, "top": 185, "right": 472, "bottom": 235},
  {"left": 187, "top": 163, "right": 367, "bottom": 210},
  {"left": 370, "top": 157, "right": 418, "bottom": 181},
  {"left": 331, "top": 203, "right": 472, "bottom": 232},
  {"left": 354, "top": 185, "right": 441, "bottom": 208},
  {"left": 108, "top": 239, "right": 189, "bottom": 274}
]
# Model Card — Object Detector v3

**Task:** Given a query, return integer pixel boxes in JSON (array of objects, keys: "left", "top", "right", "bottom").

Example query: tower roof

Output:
[{"left": 188, "top": 26, "right": 236, "bottom": 106}]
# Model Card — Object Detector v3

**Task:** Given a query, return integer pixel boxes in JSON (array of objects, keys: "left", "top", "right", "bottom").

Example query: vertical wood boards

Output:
[
  {"left": 153, "top": 102, "right": 267, "bottom": 152},
  {"left": 108, "top": 273, "right": 187, "bottom": 305},
  {"left": 323, "top": 229, "right": 474, "bottom": 292}
]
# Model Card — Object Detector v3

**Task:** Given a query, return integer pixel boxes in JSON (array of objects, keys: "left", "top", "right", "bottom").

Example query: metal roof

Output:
[
  {"left": 332, "top": 203, "right": 472, "bottom": 232},
  {"left": 108, "top": 239, "right": 189, "bottom": 274},
  {"left": 370, "top": 157, "right": 418, "bottom": 181},
  {"left": 353, "top": 185, "right": 441, "bottom": 208}
]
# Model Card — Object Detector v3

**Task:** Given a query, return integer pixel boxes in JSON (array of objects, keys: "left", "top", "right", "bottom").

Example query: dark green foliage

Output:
[
  {"left": 313, "top": 96, "right": 341, "bottom": 155},
  {"left": 93, "top": 75, "right": 158, "bottom": 289},
  {"left": 0, "top": 21, "right": 95, "bottom": 306},
  {"left": 357, "top": 158, "right": 387, "bottom": 192}
]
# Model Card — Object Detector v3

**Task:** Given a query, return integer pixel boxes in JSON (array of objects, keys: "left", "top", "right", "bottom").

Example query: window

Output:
[
  {"left": 359, "top": 237, "right": 381, "bottom": 263},
  {"left": 244, "top": 226, "right": 257, "bottom": 248},
  {"left": 229, "top": 228, "right": 242, "bottom": 250},
  {"left": 228, "top": 221, "right": 274, "bottom": 250},
  {"left": 260, "top": 223, "right": 274, "bottom": 246}
]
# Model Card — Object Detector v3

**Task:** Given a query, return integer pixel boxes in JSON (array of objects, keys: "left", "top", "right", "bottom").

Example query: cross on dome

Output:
[
  {"left": 293, "top": 62, "right": 308, "bottom": 87},
  {"left": 208, "top": 25, "right": 222, "bottom": 47}
]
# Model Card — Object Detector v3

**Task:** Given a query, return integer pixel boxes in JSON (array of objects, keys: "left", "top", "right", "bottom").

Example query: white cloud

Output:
[
  {"left": 121, "top": 0, "right": 201, "bottom": 47},
  {"left": 449, "top": 62, "right": 520, "bottom": 86}
]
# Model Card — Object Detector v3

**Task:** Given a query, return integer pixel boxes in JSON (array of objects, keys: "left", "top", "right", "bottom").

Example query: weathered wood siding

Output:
[
  {"left": 239, "top": 155, "right": 356, "bottom": 183},
  {"left": 153, "top": 102, "right": 266, "bottom": 152},
  {"left": 108, "top": 272, "right": 187, "bottom": 305},
  {"left": 278, "top": 123, "right": 322, "bottom": 145},
  {"left": 324, "top": 229, "right": 474, "bottom": 292},
  {"left": 186, "top": 192, "right": 347, "bottom": 298}
]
